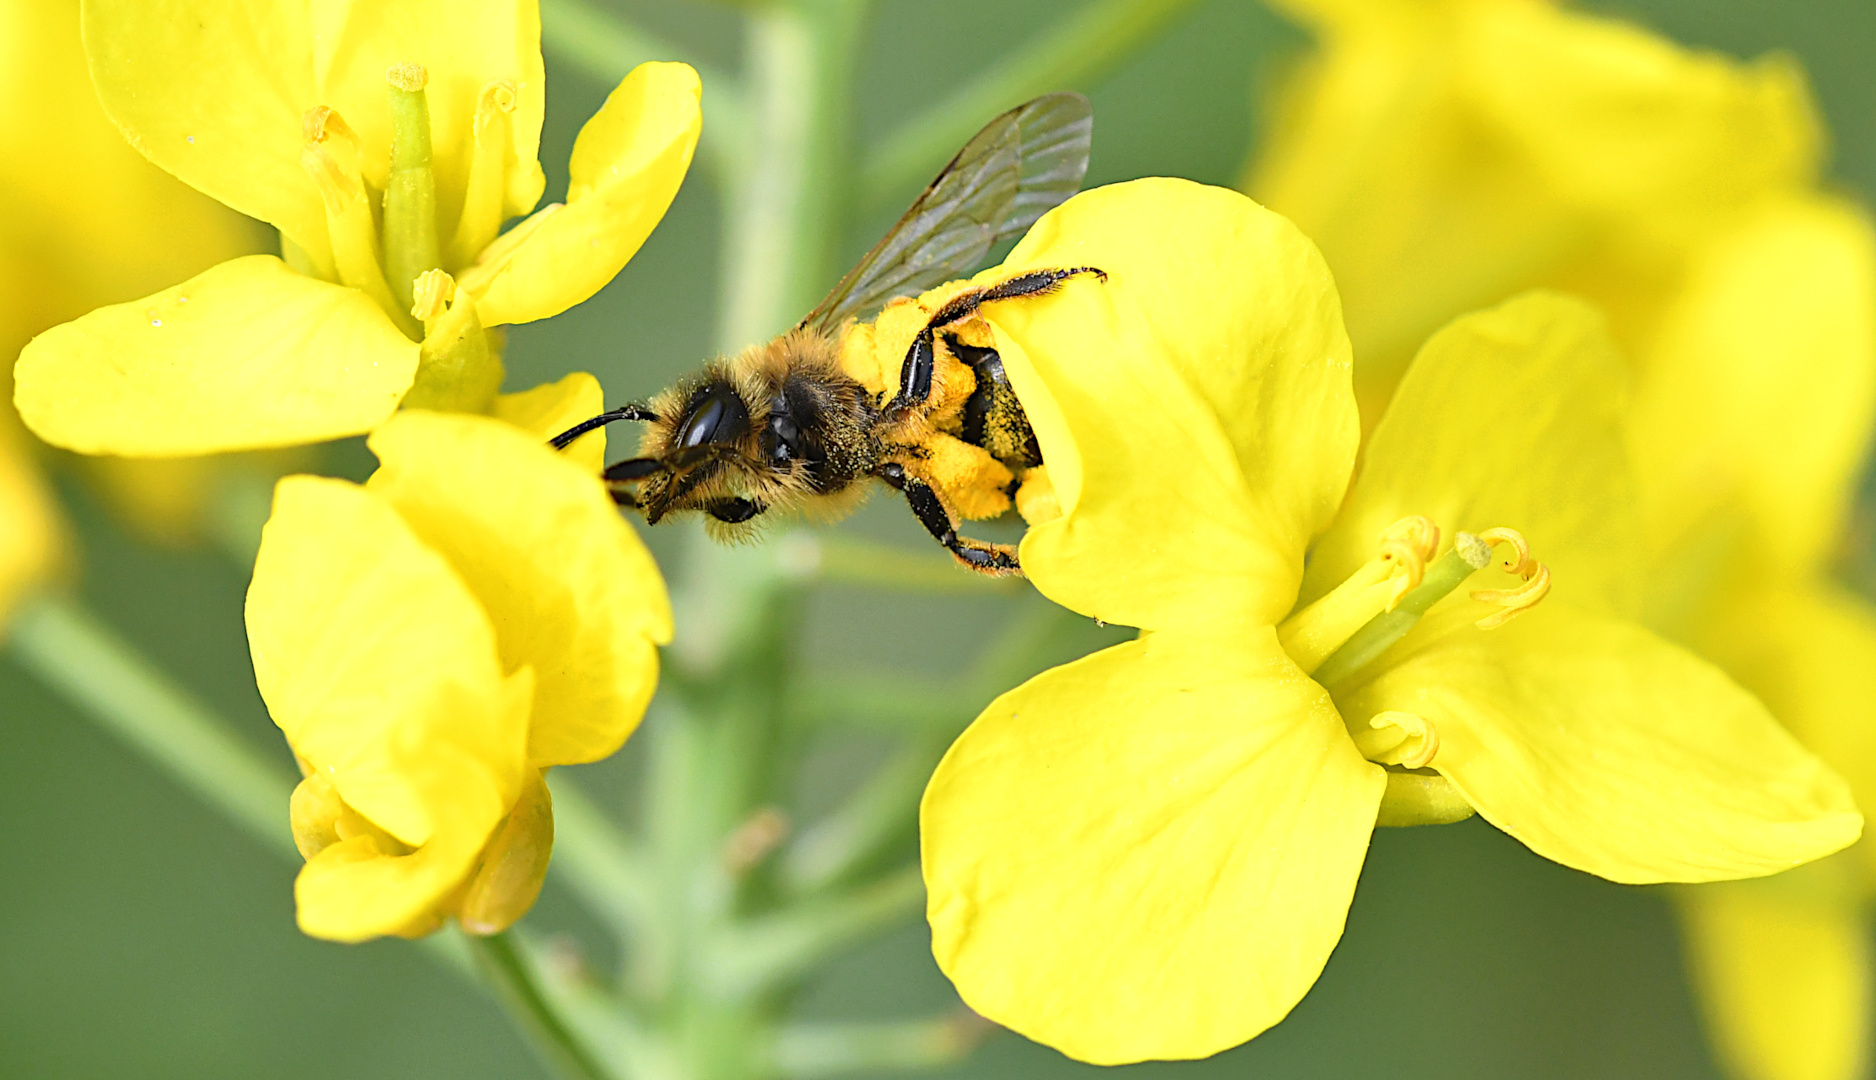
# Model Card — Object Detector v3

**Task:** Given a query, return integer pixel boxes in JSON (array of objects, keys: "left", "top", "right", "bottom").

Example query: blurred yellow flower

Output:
[
  {"left": 0, "top": 0, "right": 268, "bottom": 605},
  {"left": 246, "top": 382, "right": 669, "bottom": 941},
  {"left": 15, "top": 0, "right": 701, "bottom": 458},
  {"left": 919, "top": 180, "right": 1860, "bottom": 1065},
  {"left": 1246, "top": 3, "right": 1876, "bottom": 1078}
]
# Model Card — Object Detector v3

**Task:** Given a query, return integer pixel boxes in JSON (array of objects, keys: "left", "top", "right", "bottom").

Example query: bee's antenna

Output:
[{"left": 550, "top": 405, "right": 659, "bottom": 450}]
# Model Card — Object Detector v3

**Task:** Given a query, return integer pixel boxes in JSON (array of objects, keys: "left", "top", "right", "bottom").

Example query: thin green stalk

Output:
[
  {"left": 546, "top": 773, "right": 658, "bottom": 944},
  {"left": 469, "top": 931, "right": 618, "bottom": 1080},
  {"left": 703, "top": 866, "right": 925, "bottom": 997},
  {"left": 7, "top": 593, "right": 476, "bottom": 975},
  {"left": 8, "top": 594, "right": 298, "bottom": 857},
  {"left": 857, "top": 0, "right": 1202, "bottom": 210},
  {"left": 716, "top": 0, "right": 868, "bottom": 350},
  {"left": 771, "top": 1013, "right": 990, "bottom": 1079}
]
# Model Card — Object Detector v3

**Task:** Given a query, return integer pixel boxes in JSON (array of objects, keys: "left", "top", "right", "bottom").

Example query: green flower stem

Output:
[
  {"left": 538, "top": 0, "right": 747, "bottom": 188},
  {"left": 771, "top": 1013, "right": 990, "bottom": 1079},
  {"left": 779, "top": 733, "right": 952, "bottom": 893},
  {"left": 716, "top": 0, "right": 869, "bottom": 350},
  {"left": 8, "top": 594, "right": 299, "bottom": 858},
  {"left": 546, "top": 772, "right": 657, "bottom": 945},
  {"left": 703, "top": 866, "right": 926, "bottom": 998},
  {"left": 857, "top": 0, "right": 1202, "bottom": 210},
  {"left": 469, "top": 931, "right": 618, "bottom": 1080},
  {"left": 384, "top": 65, "right": 443, "bottom": 314}
]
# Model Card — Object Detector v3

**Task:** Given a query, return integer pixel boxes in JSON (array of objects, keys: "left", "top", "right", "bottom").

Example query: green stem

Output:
[
  {"left": 771, "top": 1013, "right": 990, "bottom": 1079},
  {"left": 7, "top": 593, "right": 477, "bottom": 977},
  {"left": 703, "top": 866, "right": 925, "bottom": 997},
  {"left": 716, "top": 0, "right": 868, "bottom": 350},
  {"left": 546, "top": 772, "right": 657, "bottom": 945},
  {"left": 469, "top": 932, "right": 618, "bottom": 1080},
  {"left": 857, "top": 0, "right": 1202, "bottom": 210},
  {"left": 7, "top": 594, "right": 299, "bottom": 857}
]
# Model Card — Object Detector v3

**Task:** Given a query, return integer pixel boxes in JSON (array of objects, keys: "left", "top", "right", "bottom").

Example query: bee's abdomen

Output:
[{"left": 952, "top": 339, "right": 1041, "bottom": 470}]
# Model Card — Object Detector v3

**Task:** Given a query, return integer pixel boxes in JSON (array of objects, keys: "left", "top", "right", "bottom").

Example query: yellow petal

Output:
[
  {"left": 248, "top": 474, "right": 526, "bottom": 849},
  {"left": 493, "top": 371, "right": 607, "bottom": 473},
  {"left": 308, "top": 0, "right": 547, "bottom": 242},
  {"left": 986, "top": 179, "right": 1357, "bottom": 630},
  {"left": 1300, "top": 292, "right": 1638, "bottom": 613},
  {"left": 15, "top": 256, "right": 420, "bottom": 456},
  {"left": 922, "top": 628, "right": 1384, "bottom": 1064},
  {"left": 1631, "top": 195, "right": 1876, "bottom": 577},
  {"left": 81, "top": 0, "right": 328, "bottom": 265},
  {"left": 468, "top": 62, "right": 701, "bottom": 327},
  {"left": 366, "top": 411, "right": 670, "bottom": 767},
  {"left": 1697, "top": 582, "right": 1876, "bottom": 881},
  {"left": 1679, "top": 870, "right": 1869, "bottom": 1080},
  {"left": 1338, "top": 604, "right": 1861, "bottom": 883}
]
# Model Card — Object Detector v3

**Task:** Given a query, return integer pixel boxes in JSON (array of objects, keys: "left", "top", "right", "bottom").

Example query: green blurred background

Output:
[{"left": 5, "top": 0, "right": 1875, "bottom": 1076}]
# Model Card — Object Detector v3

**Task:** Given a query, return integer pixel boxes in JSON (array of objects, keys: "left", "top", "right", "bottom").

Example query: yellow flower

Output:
[
  {"left": 1245, "top": 4, "right": 1876, "bottom": 1077},
  {"left": 918, "top": 179, "right": 1860, "bottom": 1064},
  {"left": 15, "top": 0, "right": 701, "bottom": 457},
  {"left": 246, "top": 377, "right": 669, "bottom": 941}
]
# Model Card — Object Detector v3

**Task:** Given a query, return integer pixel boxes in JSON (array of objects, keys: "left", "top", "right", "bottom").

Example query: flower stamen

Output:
[
  {"left": 1469, "top": 526, "right": 1551, "bottom": 629},
  {"left": 1353, "top": 710, "right": 1440, "bottom": 769},
  {"left": 1377, "top": 515, "right": 1439, "bottom": 606}
]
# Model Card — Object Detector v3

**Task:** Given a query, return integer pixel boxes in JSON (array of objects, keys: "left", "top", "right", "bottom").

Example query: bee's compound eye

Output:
[
  {"left": 706, "top": 498, "right": 763, "bottom": 524},
  {"left": 676, "top": 382, "right": 751, "bottom": 449}
]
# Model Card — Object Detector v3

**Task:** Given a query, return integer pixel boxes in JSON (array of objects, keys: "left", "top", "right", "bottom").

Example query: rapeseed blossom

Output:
[
  {"left": 247, "top": 381, "right": 669, "bottom": 941},
  {"left": 1247, "top": 3, "right": 1876, "bottom": 1077},
  {"left": 917, "top": 179, "right": 1860, "bottom": 1064},
  {"left": 15, "top": 0, "right": 700, "bottom": 457}
]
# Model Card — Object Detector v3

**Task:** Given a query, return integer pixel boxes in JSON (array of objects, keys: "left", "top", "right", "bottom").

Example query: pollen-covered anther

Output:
[
  {"left": 301, "top": 105, "right": 361, "bottom": 150},
  {"left": 1468, "top": 526, "right": 1551, "bottom": 629},
  {"left": 410, "top": 268, "right": 457, "bottom": 322},
  {"left": 1354, "top": 711, "right": 1440, "bottom": 769},
  {"left": 478, "top": 79, "right": 519, "bottom": 118},
  {"left": 1377, "top": 515, "right": 1440, "bottom": 604}
]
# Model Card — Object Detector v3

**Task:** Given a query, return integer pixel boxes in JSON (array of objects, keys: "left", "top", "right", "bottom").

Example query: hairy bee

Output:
[{"left": 552, "top": 93, "right": 1102, "bottom": 575}]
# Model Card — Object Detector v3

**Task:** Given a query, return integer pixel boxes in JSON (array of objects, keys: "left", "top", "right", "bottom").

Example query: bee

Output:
[{"left": 552, "top": 93, "right": 1103, "bottom": 575}]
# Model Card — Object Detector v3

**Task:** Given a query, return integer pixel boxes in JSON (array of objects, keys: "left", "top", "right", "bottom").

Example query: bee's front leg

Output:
[{"left": 875, "top": 463, "right": 1022, "bottom": 577}]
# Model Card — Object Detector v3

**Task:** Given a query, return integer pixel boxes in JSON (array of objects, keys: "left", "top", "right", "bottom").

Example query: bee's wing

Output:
[{"left": 800, "top": 92, "right": 1093, "bottom": 333}]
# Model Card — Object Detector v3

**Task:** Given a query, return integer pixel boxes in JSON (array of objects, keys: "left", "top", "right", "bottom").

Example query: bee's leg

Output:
[
  {"left": 602, "top": 456, "right": 663, "bottom": 512},
  {"left": 884, "top": 266, "right": 1105, "bottom": 414},
  {"left": 876, "top": 463, "right": 1022, "bottom": 576}
]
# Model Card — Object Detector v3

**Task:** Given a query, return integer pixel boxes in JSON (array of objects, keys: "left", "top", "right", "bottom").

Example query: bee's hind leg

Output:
[{"left": 876, "top": 464, "right": 1021, "bottom": 577}]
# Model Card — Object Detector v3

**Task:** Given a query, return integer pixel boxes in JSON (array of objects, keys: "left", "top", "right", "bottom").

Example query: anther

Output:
[
  {"left": 1353, "top": 711, "right": 1440, "bottom": 770},
  {"left": 410, "top": 268, "right": 456, "bottom": 322},
  {"left": 1467, "top": 527, "right": 1551, "bottom": 629},
  {"left": 301, "top": 105, "right": 361, "bottom": 150},
  {"left": 1377, "top": 515, "right": 1440, "bottom": 604}
]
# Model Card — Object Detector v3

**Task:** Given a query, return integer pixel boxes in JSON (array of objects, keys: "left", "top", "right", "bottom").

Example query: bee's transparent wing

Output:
[{"left": 801, "top": 92, "right": 1093, "bottom": 333}]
